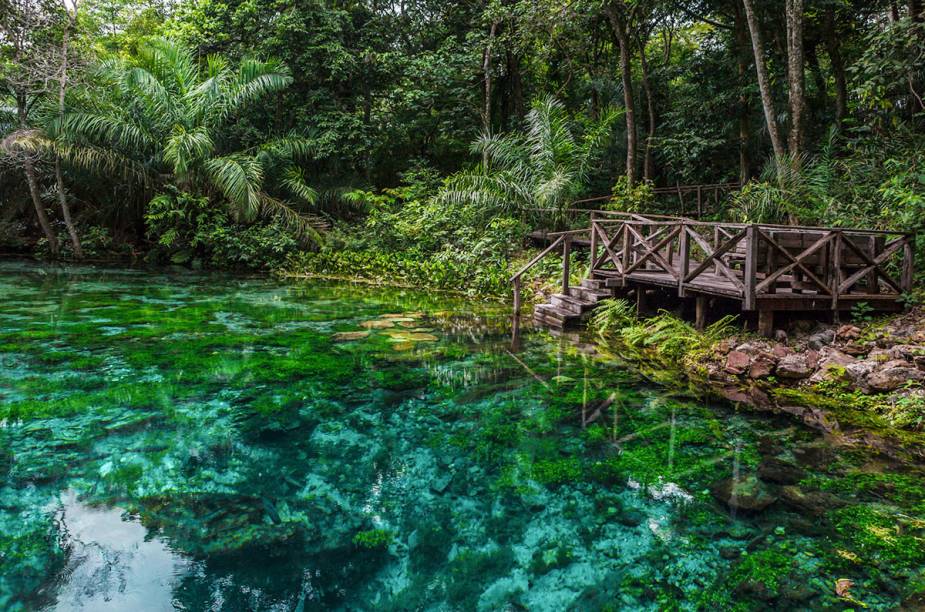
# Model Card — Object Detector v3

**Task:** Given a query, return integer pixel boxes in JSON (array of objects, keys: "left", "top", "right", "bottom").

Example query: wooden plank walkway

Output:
[{"left": 512, "top": 212, "right": 915, "bottom": 334}]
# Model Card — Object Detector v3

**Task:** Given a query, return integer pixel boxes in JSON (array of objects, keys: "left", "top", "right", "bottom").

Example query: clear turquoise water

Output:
[{"left": 0, "top": 261, "right": 923, "bottom": 610}]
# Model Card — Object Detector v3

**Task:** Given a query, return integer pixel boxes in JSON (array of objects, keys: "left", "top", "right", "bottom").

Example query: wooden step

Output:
[
  {"left": 550, "top": 293, "right": 595, "bottom": 315},
  {"left": 581, "top": 278, "right": 608, "bottom": 290},
  {"left": 533, "top": 304, "right": 581, "bottom": 328},
  {"left": 568, "top": 286, "right": 612, "bottom": 302}
]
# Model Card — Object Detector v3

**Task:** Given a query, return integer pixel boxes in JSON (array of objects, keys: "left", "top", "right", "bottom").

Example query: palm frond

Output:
[
  {"left": 204, "top": 154, "right": 263, "bottom": 220},
  {"left": 164, "top": 125, "right": 213, "bottom": 176},
  {"left": 280, "top": 165, "right": 318, "bottom": 204},
  {"left": 258, "top": 192, "right": 327, "bottom": 242}
]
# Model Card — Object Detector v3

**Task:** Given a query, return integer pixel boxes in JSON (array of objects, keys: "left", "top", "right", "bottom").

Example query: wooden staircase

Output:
[{"left": 533, "top": 277, "right": 615, "bottom": 330}]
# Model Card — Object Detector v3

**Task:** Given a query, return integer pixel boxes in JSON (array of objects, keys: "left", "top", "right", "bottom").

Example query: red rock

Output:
[
  {"left": 749, "top": 355, "right": 776, "bottom": 379},
  {"left": 777, "top": 354, "right": 812, "bottom": 379},
  {"left": 836, "top": 325, "right": 862, "bottom": 341},
  {"left": 725, "top": 351, "right": 751, "bottom": 375},
  {"left": 771, "top": 345, "right": 793, "bottom": 358}
]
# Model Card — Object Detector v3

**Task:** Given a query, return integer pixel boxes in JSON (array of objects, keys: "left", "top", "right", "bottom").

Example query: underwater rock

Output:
[
  {"left": 617, "top": 509, "right": 645, "bottom": 528},
  {"left": 360, "top": 319, "right": 395, "bottom": 329},
  {"left": 333, "top": 331, "right": 370, "bottom": 341},
  {"left": 791, "top": 443, "right": 833, "bottom": 468},
  {"left": 431, "top": 473, "right": 452, "bottom": 494},
  {"left": 719, "top": 546, "right": 741, "bottom": 560},
  {"left": 779, "top": 485, "right": 846, "bottom": 516},
  {"left": 757, "top": 457, "right": 805, "bottom": 485},
  {"left": 711, "top": 475, "right": 778, "bottom": 513}
]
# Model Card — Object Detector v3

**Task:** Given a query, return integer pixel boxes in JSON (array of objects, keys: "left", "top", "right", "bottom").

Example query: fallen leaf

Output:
[{"left": 835, "top": 579, "right": 853, "bottom": 598}]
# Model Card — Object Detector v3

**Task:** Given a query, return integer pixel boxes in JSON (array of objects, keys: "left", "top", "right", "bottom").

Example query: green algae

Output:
[{"left": 352, "top": 528, "right": 394, "bottom": 549}]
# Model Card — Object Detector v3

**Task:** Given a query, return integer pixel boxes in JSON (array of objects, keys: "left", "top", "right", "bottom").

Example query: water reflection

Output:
[{"left": 47, "top": 491, "right": 187, "bottom": 611}]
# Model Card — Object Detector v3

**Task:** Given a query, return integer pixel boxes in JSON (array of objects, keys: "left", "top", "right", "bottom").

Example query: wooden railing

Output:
[
  {"left": 516, "top": 211, "right": 915, "bottom": 315},
  {"left": 510, "top": 229, "right": 583, "bottom": 315},
  {"left": 586, "top": 215, "right": 914, "bottom": 310}
]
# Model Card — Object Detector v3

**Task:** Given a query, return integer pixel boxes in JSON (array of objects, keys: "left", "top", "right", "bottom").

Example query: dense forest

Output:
[{"left": 1, "top": 0, "right": 923, "bottom": 294}]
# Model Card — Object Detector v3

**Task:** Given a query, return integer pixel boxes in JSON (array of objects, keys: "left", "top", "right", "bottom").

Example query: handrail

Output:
[{"left": 510, "top": 235, "right": 564, "bottom": 283}]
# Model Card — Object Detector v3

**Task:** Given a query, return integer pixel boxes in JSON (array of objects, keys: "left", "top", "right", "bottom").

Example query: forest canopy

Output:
[{"left": 1, "top": 0, "right": 923, "bottom": 289}]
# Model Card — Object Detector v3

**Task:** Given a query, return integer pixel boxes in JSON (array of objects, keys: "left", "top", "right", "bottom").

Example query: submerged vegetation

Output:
[{"left": 1, "top": 263, "right": 925, "bottom": 608}]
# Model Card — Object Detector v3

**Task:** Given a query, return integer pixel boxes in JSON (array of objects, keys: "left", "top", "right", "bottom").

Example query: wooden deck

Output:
[{"left": 512, "top": 212, "right": 915, "bottom": 334}]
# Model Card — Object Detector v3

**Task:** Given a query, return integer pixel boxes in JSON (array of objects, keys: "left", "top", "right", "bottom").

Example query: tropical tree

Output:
[
  {"left": 28, "top": 37, "right": 324, "bottom": 238},
  {"left": 438, "top": 96, "right": 619, "bottom": 228}
]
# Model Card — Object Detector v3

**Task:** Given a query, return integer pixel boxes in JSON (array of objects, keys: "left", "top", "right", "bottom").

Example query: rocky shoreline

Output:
[{"left": 693, "top": 309, "right": 925, "bottom": 458}]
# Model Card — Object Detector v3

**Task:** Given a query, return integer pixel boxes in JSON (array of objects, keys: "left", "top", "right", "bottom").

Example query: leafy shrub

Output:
[
  {"left": 608, "top": 176, "right": 655, "bottom": 213},
  {"left": 285, "top": 247, "right": 511, "bottom": 297},
  {"left": 592, "top": 299, "right": 738, "bottom": 366},
  {"left": 145, "top": 188, "right": 300, "bottom": 270},
  {"left": 0, "top": 221, "right": 31, "bottom": 251}
]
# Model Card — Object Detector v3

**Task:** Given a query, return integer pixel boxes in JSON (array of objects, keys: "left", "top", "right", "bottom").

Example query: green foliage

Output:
[
  {"left": 608, "top": 177, "right": 655, "bottom": 213},
  {"left": 851, "top": 301, "right": 874, "bottom": 323},
  {"left": 438, "top": 96, "right": 618, "bottom": 229},
  {"left": 44, "top": 38, "right": 324, "bottom": 239},
  {"left": 145, "top": 188, "right": 299, "bottom": 269},
  {"left": 592, "top": 299, "right": 737, "bottom": 366},
  {"left": 831, "top": 505, "right": 925, "bottom": 569},
  {"left": 285, "top": 248, "right": 511, "bottom": 297}
]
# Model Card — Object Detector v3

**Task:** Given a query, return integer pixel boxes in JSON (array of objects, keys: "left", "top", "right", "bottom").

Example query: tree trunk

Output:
[
  {"left": 481, "top": 19, "right": 499, "bottom": 166},
  {"left": 741, "top": 0, "right": 786, "bottom": 161},
  {"left": 637, "top": 31, "right": 656, "bottom": 182},
  {"left": 785, "top": 0, "right": 806, "bottom": 160},
  {"left": 910, "top": 0, "right": 923, "bottom": 21},
  {"left": 734, "top": 4, "right": 751, "bottom": 183},
  {"left": 606, "top": 4, "right": 637, "bottom": 186},
  {"left": 823, "top": 10, "right": 847, "bottom": 130},
  {"left": 56, "top": 2, "right": 82, "bottom": 258},
  {"left": 24, "top": 157, "right": 59, "bottom": 255}
]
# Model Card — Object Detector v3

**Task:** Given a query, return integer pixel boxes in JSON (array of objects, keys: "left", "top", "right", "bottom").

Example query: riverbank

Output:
[{"left": 589, "top": 301, "right": 925, "bottom": 460}]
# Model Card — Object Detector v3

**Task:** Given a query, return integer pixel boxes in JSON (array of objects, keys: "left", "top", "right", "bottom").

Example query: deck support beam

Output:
[
  {"left": 758, "top": 309, "right": 774, "bottom": 337},
  {"left": 695, "top": 296, "right": 707, "bottom": 330},
  {"left": 636, "top": 288, "right": 648, "bottom": 317}
]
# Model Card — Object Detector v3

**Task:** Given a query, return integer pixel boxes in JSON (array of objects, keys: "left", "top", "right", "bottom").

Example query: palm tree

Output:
[
  {"left": 438, "top": 96, "right": 619, "bottom": 228},
  {"left": 30, "top": 38, "right": 325, "bottom": 238}
]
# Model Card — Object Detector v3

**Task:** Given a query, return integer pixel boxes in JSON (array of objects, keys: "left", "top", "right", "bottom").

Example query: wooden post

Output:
[
  {"left": 589, "top": 214, "right": 598, "bottom": 271},
  {"left": 696, "top": 185, "right": 703, "bottom": 219},
  {"left": 636, "top": 287, "right": 647, "bottom": 317},
  {"left": 868, "top": 236, "right": 883, "bottom": 294},
  {"left": 677, "top": 183, "right": 685, "bottom": 216},
  {"left": 744, "top": 224, "right": 759, "bottom": 311},
  {"left": 562, "top": 235, "right": 571, "bottom": 294},
  {"left": 758, "top": 309, "right": 774, "bottom": 337},
  {"left": 902, "top": 235, "right": 915, "bottom": 295},
  {"left": 695, "top": 295, "right": 707, "bottom": 330},
  {"left": 831, "top": 231, "right": 842, "bottom": 311},
  {"left": 678, "top": 222, "right": 689, "bottom": 297},
  {"left": 620, "top": 224, "right": 631, "bottom": 287},
  {"left": 513, "top": 277, "right": 522, "bottom": 314}
]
